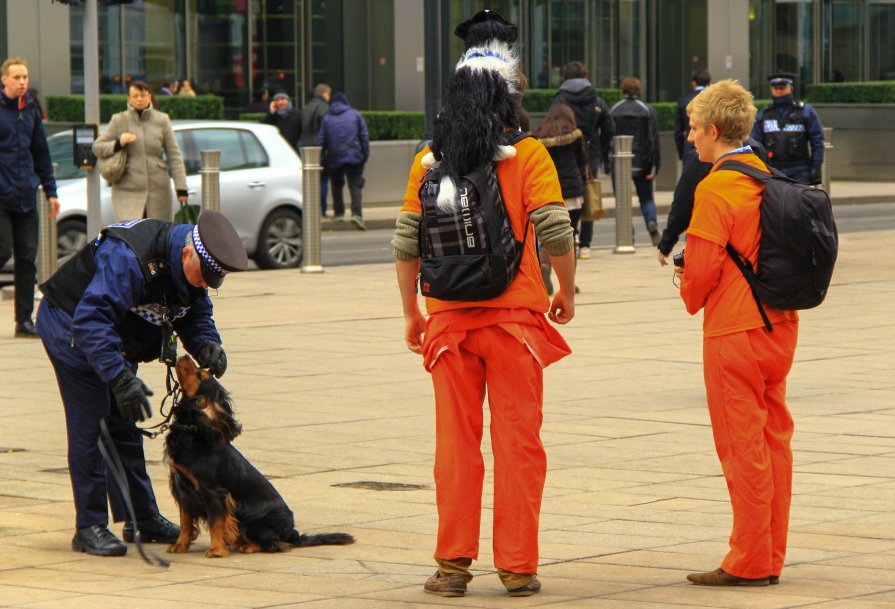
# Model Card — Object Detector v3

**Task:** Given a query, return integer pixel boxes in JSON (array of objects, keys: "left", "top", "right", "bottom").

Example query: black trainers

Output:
[
  {"left": 424, "top": 571, "right": 468, "bottom": 597},
  {"left": 72, "top": 525, "right": 127, "bottom": 556},
  {"left": 122, "top": 513, "right": 180, "bottom": 543},
  {"left": 14, "top": 319, "right": 38, "bottom": 338}
]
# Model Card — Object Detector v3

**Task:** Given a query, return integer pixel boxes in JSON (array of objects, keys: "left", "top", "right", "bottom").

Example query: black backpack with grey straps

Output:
[
  {"left": 417, "top": 130, "right": 532, "bottom": 301},
  {"left": 719, "top": 160, "right": 838, "bottom": 331}
]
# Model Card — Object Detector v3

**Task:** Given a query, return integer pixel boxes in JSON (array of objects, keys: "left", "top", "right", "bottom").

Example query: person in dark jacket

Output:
[
  {"left": 37, "top": 212, "right": 247, "bottom": 557},
  {"left": 0, "top": 57, "right": 59, "bottom": 338},
  {"left": 610, "top": 76, "right": 662, "bottom": 246},
  {"left": 750, "top": 72, "right": 824, "bottom": 184},
  {"left": 262, "top": 92, "right": 302, "bottom": 152},
  {"left": 318, "top": 92, "right": 369, "bottom": 230},
  {"left": 674, "top": 68, "right": 711, "bottom": 160},
  {"left": 535, "top": 102, "right": 586, "bottom": 294},
  {"left": 554, "top": 61, "right": 614, "bottom": 260},
  {"left": 656, "top": 148, "right": 712, "bottom": 265},
  {"left": 299, "top": 83, "right": 332, "bottom": 215}
]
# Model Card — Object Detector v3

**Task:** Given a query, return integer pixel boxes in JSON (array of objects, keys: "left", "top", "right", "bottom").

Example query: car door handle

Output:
[{"left": 248, "top": 181, "right": 266, "bottom": 188}]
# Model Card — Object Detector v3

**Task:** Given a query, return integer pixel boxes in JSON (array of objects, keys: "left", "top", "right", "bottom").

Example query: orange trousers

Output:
[
  {"left": 429, "top": 325, "right": 546, "bottom": 574},
  {"left": 703, "top": 319, "right": 798, "bottom": 579}
]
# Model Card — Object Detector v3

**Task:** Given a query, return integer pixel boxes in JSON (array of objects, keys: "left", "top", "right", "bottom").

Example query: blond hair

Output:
[
  {"left": 1, "top": 57, "right": 27, "bottom": 76},
  {"left": 686, "top": 79, "right": 756, "bottom": 145}
]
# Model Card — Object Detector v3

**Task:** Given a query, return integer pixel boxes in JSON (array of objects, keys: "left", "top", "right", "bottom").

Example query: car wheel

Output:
[
  {"left": 57, "top": 218, "right": 88, "bottom": 266},
  {"left": 254, "top": 208, "right": 303, "bottom": 269}
]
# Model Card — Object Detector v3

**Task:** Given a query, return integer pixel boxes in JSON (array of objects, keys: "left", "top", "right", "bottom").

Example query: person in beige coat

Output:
[{"left": 93, "top": 81, "right": 188, "bottom": 222}]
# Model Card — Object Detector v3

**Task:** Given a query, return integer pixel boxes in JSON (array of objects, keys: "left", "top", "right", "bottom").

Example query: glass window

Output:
[
  {"left": 47, "top": 132, "right": 87, "bottom": 181},
  {"left": 187, "top": 128, "right": 266, "bottom": 172},
  {"left": 775, "top": 0, "right": 815, "bottom": 93},
  {"left": 867, "top": 1, "right": 895, "bottom": 80},
  {"left": 825, "top": 0, "right": 863, "bottom": 82},
  {"left": 186, "top": 0, "right": 249, "bottom": 116},
  {"left": 617, "top": 0, "right": 643, "bottom": 84},
  {"left": 239, "top": 131, "right": 269, "bottom": 169}
]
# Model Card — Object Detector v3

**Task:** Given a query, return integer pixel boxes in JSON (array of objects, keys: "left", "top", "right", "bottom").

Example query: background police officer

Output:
[
  {"left": 751, "top": 72, "right": 824, "bottom": 184},
  {"left": 37, "top": 211, "right": 247, "bottom": 557}
]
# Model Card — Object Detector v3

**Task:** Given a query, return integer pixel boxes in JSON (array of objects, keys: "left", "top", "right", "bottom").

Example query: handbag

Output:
[
  {"left": 99, "top": 148, "right": 128, "bottom": 184},
  {"left": 581, "top": 165, "right": 604, "bottom": 221},
  {"left": 174, "top": 201, "right": 201, "bottom": 224}
]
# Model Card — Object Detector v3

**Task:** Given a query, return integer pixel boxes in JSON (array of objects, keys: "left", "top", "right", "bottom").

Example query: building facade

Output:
[{"left": 1, "top": 0, "right": 892, "bottom": 116}]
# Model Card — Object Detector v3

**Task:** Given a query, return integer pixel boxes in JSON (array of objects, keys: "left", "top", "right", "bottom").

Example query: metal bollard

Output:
[
  {"left": 37, "top": 163, "right": 59, "bottom": 284},
  {"left": 821, "top": 127, "right": 833, "bottom": 196},
  {"left": 612, "top": 136, "right": 635, "bottom": 254},
  {"left": 299, "top": 146, "right": 324, "bottom": 273},
  {"left": 200, "top": 150, "right": 221, "bottom": 213}
]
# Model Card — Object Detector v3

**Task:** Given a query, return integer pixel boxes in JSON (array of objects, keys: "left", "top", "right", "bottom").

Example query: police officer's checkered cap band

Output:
[{"left": 192, "top": 225, "right": 224, "bottom": 275}]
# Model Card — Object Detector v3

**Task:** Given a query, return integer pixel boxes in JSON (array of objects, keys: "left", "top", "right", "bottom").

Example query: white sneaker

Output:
[{"left": 578, "top": 247, "right": 591, "bottom": 260}]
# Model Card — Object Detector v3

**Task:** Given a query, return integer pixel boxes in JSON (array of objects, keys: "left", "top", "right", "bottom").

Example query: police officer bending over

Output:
[
  {"left": 37, "top": 211, "right": 247, "bottom": 557},
  {"left": 751, "top": 72, "right": 824, "bottom": 185}
]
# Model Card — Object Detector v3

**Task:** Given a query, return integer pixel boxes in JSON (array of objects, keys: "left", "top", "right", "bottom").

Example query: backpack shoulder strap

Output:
[
  {"left": 504, "top": 129, "right": 533, "bottom": 146},
  {"left": 715, "top": 159, "right": 775, "bottom": 182}
]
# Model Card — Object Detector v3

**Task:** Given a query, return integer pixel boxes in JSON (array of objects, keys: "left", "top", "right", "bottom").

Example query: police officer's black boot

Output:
[
  {"left": 72, "top": 525, "right": 127, "bottom": 556},
  {"left": 122, "top": 513, "right": 180, "bottom": 543}
]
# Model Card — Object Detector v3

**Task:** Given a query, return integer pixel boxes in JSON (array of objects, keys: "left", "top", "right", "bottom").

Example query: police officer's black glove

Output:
[
  {"left": 809, "top": 166, "right": 823, "bottom": 185},
  {"left": 196, "top": 342, "right": 227, "bottom": 378},
  {"left": 109, "top": 369, "right": 153, "bottom": 423}
]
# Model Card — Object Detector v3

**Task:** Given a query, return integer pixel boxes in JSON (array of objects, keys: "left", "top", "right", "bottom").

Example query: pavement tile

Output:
[{"left": 0, "top": 225, "right": 892, "bottom": 609}]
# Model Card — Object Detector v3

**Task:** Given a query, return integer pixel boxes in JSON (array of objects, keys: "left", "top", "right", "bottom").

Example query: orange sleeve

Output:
[
  {"left": 680, "top": 235, "right": 726, "bottom": 315},
  {"left": 517, "top": 138, "right": 563, "bottom": 213},
  {"left": 687, "top": 177, "right": 733, "bottom": 247},
  {"left": 401, "top": 148, "right": 429, "bottom": 214}
]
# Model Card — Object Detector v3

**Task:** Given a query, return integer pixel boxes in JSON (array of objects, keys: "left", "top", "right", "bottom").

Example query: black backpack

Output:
[
  {"left": 719, "top": 160, "right": 838, "bottom": 331},
  {"left": 417, "top": 131, "right": 531, "bottom": 301}
]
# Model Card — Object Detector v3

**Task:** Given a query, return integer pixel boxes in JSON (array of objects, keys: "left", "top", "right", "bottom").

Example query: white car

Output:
[{"left": 46, "top": 120, "right": 304, "bottom": 269}]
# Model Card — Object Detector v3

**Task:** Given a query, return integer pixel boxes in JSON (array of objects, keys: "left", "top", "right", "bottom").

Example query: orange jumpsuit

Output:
[
  {"left": 401, "top": 140, "right": 571, "bottom": 574},
  {"left": 680, "top": 151, "right": 799, "bottom": 579}
]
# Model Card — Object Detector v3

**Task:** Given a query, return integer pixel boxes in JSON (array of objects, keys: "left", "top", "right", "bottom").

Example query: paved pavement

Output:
[{"left": 0, "top": 200, "right": 893, "bottom": 608}]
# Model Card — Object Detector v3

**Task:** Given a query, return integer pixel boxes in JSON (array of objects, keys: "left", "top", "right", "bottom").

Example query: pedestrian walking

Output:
[
  {"left": 299, "top": 83, "right": 331, "bottom": 216},
  {"left": 92, "top": 80, "right": 189, "bottom": 222},
  {"left": 0, "top": 56, "right": 59, "bottom": 338},
  {"left": 318, "top": 92, "right": 369, "bottom": 230},
  {"left": 554, "top": 61, "right": 614, "bottom": 260},
  {"left": 37, "top": 211, "right": 248, "bottom": 557},
  {"left": 610, "top": 76, "right": 662, "bottom": 246},
  {"left": 393, "top": 9, "right": 575, "bottom": 598}
]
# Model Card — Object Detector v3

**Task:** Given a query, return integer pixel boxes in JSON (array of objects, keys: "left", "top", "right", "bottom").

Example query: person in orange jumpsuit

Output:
[
  {"left": 392, "top": 10, "right": 576, "bottom": 599},
  {"left": 676, "top": 79, "right": 799, "bottom": 587}
]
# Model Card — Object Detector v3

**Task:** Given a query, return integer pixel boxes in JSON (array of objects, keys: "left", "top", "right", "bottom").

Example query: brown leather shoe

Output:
[
  {"left": 423, "top": 571, "right": 468, "bottom": 597},
  {"left": 687, "top": 568, "right": 769, "bottom": 586},
  {"left": 507, "top": 574, "right": 541, "bottom": 597}
]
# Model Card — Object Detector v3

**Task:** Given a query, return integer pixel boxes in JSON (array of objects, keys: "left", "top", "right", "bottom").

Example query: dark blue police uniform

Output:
[
  {"left": 37, "top": 221, "right": 220, "bottom": 533},
  {"left": 751, "top": 93, "right": 824, "bottom": 184}
]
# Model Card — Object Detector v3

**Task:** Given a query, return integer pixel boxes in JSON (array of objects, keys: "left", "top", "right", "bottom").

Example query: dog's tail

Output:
[{"left": 288, "top": 530, "right": 355, "bottom": 547}]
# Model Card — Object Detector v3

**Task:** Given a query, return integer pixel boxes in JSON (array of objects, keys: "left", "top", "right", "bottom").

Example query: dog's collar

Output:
[{"left": 170, "top": 423, "right": 198, "bottom": 434}]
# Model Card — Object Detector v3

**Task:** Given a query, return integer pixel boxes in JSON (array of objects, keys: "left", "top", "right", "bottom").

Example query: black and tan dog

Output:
[{"left": 166, "top": 355, "right": 355, "bottom": 557}]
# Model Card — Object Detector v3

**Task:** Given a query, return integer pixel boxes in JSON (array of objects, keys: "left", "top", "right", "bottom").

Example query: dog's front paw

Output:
[
  {"left": 168, "top": 541, "right": 190, "bottom": 554},
  {"left": 205, "top": 546, "right": 230, "bottom": 558}
]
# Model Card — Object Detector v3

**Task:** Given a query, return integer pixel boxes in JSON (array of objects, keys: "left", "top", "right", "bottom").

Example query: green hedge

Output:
[
  {"left": 360, "top": 111, "right": 425, "bottom": 141},
  {"left": 46, "top": 94, "right": 224, "bottom": 122},
  {"left": 805, "top": 81, "right": 895, "bottom": 103},
  {"left": 523, "top": 87, "right": 622, "bottom": 112},
  {"left": 650, "top": 102, "right": 675, "bottom": 132},
  {"left": 238, "top": 110, "right": 425, "bottom": 141}
]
